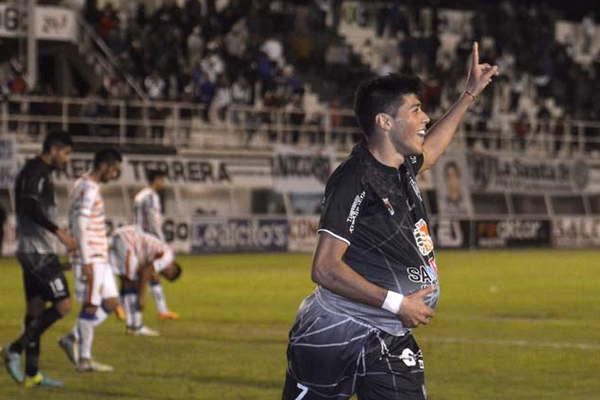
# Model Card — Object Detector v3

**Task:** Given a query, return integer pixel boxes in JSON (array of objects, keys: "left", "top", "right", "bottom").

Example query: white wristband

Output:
[{"left": 382, "top": 290, "right": 404, "bottom": 314}]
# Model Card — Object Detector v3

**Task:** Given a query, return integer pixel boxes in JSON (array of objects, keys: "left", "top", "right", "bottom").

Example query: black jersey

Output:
[
  {"left": 15, "top": 157, "right": 58, "bottom": 254},
  {"left": 316, "top": 142, "right": 439, "bottom": 335}
]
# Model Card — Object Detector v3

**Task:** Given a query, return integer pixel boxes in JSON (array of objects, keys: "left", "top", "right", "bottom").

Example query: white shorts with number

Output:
[{"left": 74, "top": 262, "right": 119, "bottom": 306}]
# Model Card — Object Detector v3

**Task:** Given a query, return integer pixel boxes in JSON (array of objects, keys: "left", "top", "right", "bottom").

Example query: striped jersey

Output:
[
  {"left": 110, "top": 225, "right": 170, "bottom": 279},
  {"left": 68, "top": 175, "right": 108, "bottom": 265},
  {"left": 133, "top": 187, "right": 164, "bottom": 241}
]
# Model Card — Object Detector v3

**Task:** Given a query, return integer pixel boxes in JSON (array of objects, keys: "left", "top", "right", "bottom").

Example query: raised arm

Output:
[{"left": 421, "top": 42, "right": 499, "bottom": 172}]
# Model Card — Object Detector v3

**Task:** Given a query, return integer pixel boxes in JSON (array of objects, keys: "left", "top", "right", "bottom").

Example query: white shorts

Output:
[{"left": 74, "top": 262, "right": 119, "bottom": 306}]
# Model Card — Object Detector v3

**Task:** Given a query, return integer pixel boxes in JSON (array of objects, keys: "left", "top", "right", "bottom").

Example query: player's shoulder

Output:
[
  {"left": 134, "top": 187, "right": 153, "bottom": 202},
  {"left": 20, "top": 157, "right": 48, "bottom": 177},
  {"left": 74, "top": 176, "right": 99, "bottom": 193},
  {"left": 325, "top": 146, "right": 366, "bottom": 192}
]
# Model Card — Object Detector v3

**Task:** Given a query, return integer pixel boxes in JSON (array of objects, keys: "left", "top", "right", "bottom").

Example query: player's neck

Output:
[
  {"left": 39, "top": 153, "right": 53, "bottom": 167},
  {"left": 88, "top": 170, "right": 102, "bottom": 183},
  {"left": 366, "top": 137, "right": 405, "bottom": 169}
]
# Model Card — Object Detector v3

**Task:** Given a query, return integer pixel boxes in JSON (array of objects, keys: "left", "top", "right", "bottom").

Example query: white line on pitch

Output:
[
  {"left": 439, "top": 314, "right": 600, "bottom": 326},
  {"left": 419, "top": 336, "right": 600, "bottom": 350}
]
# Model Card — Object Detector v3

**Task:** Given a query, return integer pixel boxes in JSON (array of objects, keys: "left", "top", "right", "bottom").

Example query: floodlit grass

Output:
[{"left": 0, "top": 250, "right": 599, "bottom": 399}]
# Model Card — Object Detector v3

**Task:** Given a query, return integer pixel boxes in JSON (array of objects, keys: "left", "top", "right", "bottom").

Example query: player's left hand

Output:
[{"left": 464, "top": 41, "right": 499, "bottom": 97}]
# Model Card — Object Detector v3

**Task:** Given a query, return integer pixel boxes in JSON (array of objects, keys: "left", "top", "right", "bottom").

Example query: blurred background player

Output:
[
  {"left": 133, "top": 169, "right": 180, "bottom": 320},
  {"left": 1, "top": 131, "right": 76, "bottom": 388},
  {"left": 109, "top": 225, "right": 182, "bottom": 336},
  {"left": 58, "top": 149, "right": 123, "bottom": 373}
]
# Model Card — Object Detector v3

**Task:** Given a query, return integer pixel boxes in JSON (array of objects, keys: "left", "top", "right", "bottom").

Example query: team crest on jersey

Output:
[
  {"left": 346, "top": 190, "right": 366, "bottom": 233},
  {"left": 413, "top": 218, "right": 434, "bottom": 256},
  {"left": 382, "top": 197, "right": 395, "bottom": 215}
]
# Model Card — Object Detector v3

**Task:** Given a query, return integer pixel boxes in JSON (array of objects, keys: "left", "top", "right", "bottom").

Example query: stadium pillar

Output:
[{"left": 27, "top": 0, "right": 38, "bottom": 90}]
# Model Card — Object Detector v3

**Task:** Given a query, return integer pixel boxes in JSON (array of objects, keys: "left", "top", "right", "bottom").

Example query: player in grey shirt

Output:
[
  {"left": 2, "top": 131, "right": 77, "bottom": 388},
  {"left": 282, "top": 43, "right": 498, "bottom": 399}
]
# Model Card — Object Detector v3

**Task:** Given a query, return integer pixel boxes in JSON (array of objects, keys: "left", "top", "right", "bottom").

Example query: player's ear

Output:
[{"left": 375, "top": 113, "right": 393, "bottom": 132}]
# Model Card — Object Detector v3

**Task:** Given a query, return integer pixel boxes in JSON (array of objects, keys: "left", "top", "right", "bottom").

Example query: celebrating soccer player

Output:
[
  {"left": 282, "top": 42, "right": 498, "bottom": 399},
  {"left": 2, "top": 131, "right": 76, "bottom": 388}
]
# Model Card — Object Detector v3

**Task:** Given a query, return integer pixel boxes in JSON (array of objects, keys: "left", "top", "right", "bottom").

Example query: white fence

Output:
[{"left": 2, "top": 95, "right": 600, "bottom": 156}]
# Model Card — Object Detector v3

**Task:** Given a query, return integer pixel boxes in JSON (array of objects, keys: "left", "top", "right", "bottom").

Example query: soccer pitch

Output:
[{"left": 1, "top": 250, "right": 599, "bottom": 400}]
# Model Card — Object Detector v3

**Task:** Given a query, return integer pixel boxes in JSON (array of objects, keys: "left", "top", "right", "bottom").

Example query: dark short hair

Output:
[
  {"left": 166, "top": 262, "right": 182, "bottom": 282},
  {"left": 42, "top": 130, "right": 73, "bottom": 153},
  {"left": 354, "top": 74, "right": 422, "bottom": 137},
  {"left": 93, "top": 148, "right": 122, "bottom": 170},
  {"left": 146, "top": 169, "right": 167, "bottom": 184}
]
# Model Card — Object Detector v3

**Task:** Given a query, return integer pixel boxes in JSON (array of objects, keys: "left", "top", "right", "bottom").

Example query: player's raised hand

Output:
[
  {"left": 397, "top": 286, "right": 436, "bottom": 328},
  {"left": 464, "top": 41, "right": 499, "bottom": 98}
]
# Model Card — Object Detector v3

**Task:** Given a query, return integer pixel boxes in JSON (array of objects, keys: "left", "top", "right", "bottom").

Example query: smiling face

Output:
[{"left": 382, "top": 93, "right": 430, "bottom": 156}]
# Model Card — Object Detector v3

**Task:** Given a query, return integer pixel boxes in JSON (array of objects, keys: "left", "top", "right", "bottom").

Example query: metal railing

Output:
[
  {"left": 1, "top": 95, "right": 599, "bottom": 156},
  {"left": 76, "top": 15, "right": 148, "bottom": 101}
]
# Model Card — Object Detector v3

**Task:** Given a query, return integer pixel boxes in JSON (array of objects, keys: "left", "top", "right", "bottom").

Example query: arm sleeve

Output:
[
  {"left": 71, "top": 185, "right": 97, "bottom": 264},
  {"left": 19, "top": 174, "right": 58, "bottom": 233},
  {"left": 21, "top": 197, "right": 58, "bottom": 233},
  {"left": 317, "top": 173, "right": 365, "bottom": 246}
]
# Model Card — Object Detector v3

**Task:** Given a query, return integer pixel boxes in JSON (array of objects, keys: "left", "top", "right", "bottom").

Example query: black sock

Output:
[
  {"left": 25, "top": 336, "right": 40, "bottom": 377},
  {"left": 8, "top": 315, "right": 34, "bottom": 354},
  {"left": 12, "top": 307, "right": 62, "bottom": 351}
]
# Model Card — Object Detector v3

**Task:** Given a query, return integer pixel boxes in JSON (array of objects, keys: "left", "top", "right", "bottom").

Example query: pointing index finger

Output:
[{"left": 472, "top": 41, "right": 479, "bottom": 68}]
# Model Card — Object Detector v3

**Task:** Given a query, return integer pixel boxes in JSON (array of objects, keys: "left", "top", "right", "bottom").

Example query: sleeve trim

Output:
[{"left": 317, "top": 229, "right": 351, "bottom": 246}]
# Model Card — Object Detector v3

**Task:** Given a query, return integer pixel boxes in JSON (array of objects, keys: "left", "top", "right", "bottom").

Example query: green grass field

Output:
[{"left": 1, "top": 250, "right": 599, "bottom": 400}]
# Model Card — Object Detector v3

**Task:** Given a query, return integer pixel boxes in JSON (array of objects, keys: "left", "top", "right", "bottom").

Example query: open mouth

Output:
[{"left": 416, "top": 129, "right": 426, "bottom": 138}]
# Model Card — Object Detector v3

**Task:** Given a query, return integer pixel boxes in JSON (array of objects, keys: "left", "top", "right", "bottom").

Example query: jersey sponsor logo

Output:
[
  {"left": 382, "top": 197, "right": 395, "bottom": 215},
  {"left": 346, "top": 190, "right": 365, "bottom": 233},
  {"left": 413, "top": 218, "right": 434, "bottom": 256},
  {"left": 407, "top": 265, "right": 435, "bottom": 284}
]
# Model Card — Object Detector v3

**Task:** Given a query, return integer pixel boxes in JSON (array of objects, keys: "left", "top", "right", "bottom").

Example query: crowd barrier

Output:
[{"left": 2, "top": 215, "right": 599, "bottom": 257}]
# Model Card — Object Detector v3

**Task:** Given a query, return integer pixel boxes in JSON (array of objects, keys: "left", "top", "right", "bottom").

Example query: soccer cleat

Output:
[
  {"left": 127, "top": 325, "right": 160, "bottom": 337},
  {"left": 1, "top": 345, "right": 23, "bottom": 383},
  {"left": 114, "top": 305, "right": 126, "bottom": 321},
  {"left": 158, "top": 310, "right": 180, "bottom": 320},
  {"left": 24, "top": 372, "right": 64, "bottom": 388},
  {"left": 58, "top": 333, "right": 79, "bottom": 366},
  {"left": 77, "top": 358, "right": 114, "bottom": 372}
]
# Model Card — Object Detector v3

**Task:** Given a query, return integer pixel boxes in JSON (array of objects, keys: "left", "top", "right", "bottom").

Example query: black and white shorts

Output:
[
  {"left": 18, "top": 252, "right": 70, "bottom": 303},
  {"left": 282, "top": 294, "right": 426, "bottom": 400}
]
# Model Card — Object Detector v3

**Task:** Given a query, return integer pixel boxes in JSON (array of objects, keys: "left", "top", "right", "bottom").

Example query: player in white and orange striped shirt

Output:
[
  {"left": 58, "top": 149, "right": 123, "bottom": 373},
  {"left": 109, "top": 225, "right": 182, "bottom": 336}
]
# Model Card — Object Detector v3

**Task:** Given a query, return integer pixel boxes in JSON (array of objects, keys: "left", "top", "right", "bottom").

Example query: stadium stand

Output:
[{"left": 0, "top": 0, "right": 599, "bottom": 254}]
